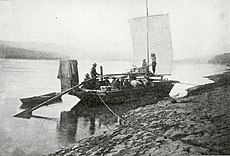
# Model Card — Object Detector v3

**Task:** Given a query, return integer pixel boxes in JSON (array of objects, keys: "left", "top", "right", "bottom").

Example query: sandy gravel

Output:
[{"left": 47, "top": 72, "right": 230, "bottom": 156}]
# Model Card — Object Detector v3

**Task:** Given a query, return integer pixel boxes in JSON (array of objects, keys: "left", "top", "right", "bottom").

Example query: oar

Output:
[
  {"left": 13, "top": 78, "right": 95, "bottom": 119},
  {"left": 178, "top": 82, "right": 199, "bottom": 86}
]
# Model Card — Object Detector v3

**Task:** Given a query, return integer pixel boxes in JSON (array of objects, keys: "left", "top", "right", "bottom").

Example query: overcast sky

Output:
[{"left": 0, "top": 0, "right": 229, "bottom": 60}]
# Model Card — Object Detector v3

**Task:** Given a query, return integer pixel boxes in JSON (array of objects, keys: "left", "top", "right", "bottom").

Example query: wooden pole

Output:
[
  {"left": 100, "top": 66, "right": 103, "bottom": 81},
  {"left": 146, "top": 0, "right": 150, "bottom": 74},
  {"left": 13, "top": 77, "right": 96, "bottom": 119}
]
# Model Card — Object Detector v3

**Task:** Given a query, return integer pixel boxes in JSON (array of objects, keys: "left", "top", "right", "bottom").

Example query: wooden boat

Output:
[
  {"left": 20, "top": 92, "right": 62, "bottom": 109},
  {"left": 66, "top": 2, "right": 177, "bottom": 107},
  {"left": 70, "top": 75, "right": 177, "bottom": 106},
  {"left": 70, "top": 10, "right": 177, "bottom": 106}
]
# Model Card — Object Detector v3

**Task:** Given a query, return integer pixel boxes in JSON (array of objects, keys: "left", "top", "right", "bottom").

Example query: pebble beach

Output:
[{"left": 47, "top": 70, "right": 230, "bottom": 156}]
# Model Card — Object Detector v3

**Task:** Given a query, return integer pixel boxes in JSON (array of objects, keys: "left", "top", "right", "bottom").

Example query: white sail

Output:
[{"left": 129, "top": 13, "right": 173, "bottom": 74}]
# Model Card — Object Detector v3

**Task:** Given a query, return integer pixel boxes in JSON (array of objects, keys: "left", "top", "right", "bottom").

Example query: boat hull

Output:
[
  {"left": 71, "top": 81, "right": 174, "bottom": 106},
  {"left": 20, "top": 92, "right": 62, "bottom": 109}
]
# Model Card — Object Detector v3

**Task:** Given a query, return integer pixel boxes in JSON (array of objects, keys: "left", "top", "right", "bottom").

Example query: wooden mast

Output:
[{"left": 145, "top": 0, "right": 150, "bottom": 74}]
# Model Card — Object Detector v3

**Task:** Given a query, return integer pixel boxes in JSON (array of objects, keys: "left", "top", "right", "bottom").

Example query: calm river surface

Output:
[{"left": 0, "top": 59, "right": 228, "bottom": 155}]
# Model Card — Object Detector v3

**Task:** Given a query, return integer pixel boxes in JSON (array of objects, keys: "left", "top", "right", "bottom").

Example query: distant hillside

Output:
[
  {"left": 0, "top": 40, "right": 131, "bottom": 61},
  {"left": 209, "top": 53, "right": 230, "bottom": 66},
  {"left": 174, "top": 55, "right": 214, "bottom": 64},
  {"left": 0, "top": 41, "right": 69, "bottom": 60}
]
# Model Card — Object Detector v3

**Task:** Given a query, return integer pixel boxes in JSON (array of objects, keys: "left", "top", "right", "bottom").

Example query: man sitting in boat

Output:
[
  {"left": 122, "top": 79, "right": 130, "bottom": 89},
  {"left": 103, "top": 77, "right": 110, "bottom": 86},
  {"left": 84, "top": 73, "right": 90, "bottom": 80},
  {"left": 131, "top": 79, "right": 144, "bottom": 88},
  {"left": 142, "top": 76, "right": 155, "bottom": 87},
  {"left": 142, "top": 59, "right": 147, "bottom": 68},
  {"left": 111, "top": 77, "right": 120, "bottom": 90},
  {"left": 130, "top": 75, "right": 144, "bottom": 88},
  {"left": 139, "top": 59, "right": 148, "bottom": 74},
  {"left": 82, "top": 73, "right": 92, "bottom": 89},
  {"left": 90, "top": 63, "right": 99, "bottom": 89}
]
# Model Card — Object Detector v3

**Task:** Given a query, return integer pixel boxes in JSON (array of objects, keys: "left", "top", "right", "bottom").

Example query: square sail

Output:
[{"left": 129, "top": 13, "right": 173, "bottom": 74}]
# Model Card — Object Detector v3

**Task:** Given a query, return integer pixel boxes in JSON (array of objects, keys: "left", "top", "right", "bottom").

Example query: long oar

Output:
[{"left": 13, "top": 78, "right": 95, "bottom": 119}]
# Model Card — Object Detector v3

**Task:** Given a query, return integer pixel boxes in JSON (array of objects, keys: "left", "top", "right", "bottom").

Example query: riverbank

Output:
[{"left": 47, "top": 71, "right": 230, "bottom": 156}]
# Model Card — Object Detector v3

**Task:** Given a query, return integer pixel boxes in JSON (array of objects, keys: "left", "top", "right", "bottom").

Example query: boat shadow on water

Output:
[{"left": 57, "top": 96, "right": 165, "bottom": 145}]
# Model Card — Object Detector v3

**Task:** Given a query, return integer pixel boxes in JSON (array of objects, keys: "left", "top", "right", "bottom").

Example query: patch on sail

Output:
[{"left": 129, "top": 13, "right": 173, "bottom": 74}]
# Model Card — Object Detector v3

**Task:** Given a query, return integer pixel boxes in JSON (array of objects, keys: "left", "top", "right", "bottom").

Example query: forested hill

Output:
[
  {"left": 209, "top": 53, "right": 230, "bottom": 66},
  {"left": 0, "top": 41, "right": 68, "bottom": 60}
]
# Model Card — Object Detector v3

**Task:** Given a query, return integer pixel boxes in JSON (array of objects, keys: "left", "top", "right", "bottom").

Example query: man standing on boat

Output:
[
  {"left": 90, "top": 63, "right": 99, "bottom": 78},
  {"left": 151, "top": 53, "right": 157, "bottom": 74},
  {"left": 90, "top": 63, "right": 99, "bottom": 89}
]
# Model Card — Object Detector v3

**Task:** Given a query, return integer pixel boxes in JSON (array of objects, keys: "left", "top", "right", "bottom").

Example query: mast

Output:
[
  {"left": 145, "top": 0, "right": 150, "bottom": 74},
  {"left": 129, "top": 13, "right": 173, "bottom": 75}
]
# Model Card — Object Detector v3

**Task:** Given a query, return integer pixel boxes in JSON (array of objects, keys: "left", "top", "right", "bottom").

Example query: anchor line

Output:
[
  {"left": 95, "top": 91, "right": 171, "bottom": 137},
  {"left": 95, "top": 91, "right": 174, "bottom": 139},
  {"left": 95, "top": 90, "right": 221, "bottom": 153},
  {"left": 96, "top": 91, "right": 124, "bottom": 121}
]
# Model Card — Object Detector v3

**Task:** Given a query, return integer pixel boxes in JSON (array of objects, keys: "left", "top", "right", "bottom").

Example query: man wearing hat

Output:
[
  {"left": 90, "top": 63, "right": 99, "bottom": 89},
  {"left": 103, "top": 76, "right": 110, "bottom": 86},
  {"left": 90, "top": 63, "right": 99, "bottom": 78},
  {"left": 83, "top": 73, "right": 91, "bottom": 89}
]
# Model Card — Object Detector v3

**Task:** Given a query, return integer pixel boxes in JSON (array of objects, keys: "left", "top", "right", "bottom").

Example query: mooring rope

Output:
[
  {"left": 93, "top": 91, "right": 222, "bottom": 154},
  {"left": 95, "top": 90, "right": 169, "bottom": 138},
  {"left": 96, "top": 91, "right": 125, "bottom": 121}
]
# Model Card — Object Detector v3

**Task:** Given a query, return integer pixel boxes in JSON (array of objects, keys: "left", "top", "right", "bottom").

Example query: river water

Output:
[{"left": 0, "top": 59, "right": 228, "bottom": 155}]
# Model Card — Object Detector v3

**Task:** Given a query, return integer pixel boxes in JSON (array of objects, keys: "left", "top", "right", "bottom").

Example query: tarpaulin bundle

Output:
[
  {"left": 57, "top": 60, "right": 79, "bottom": 91},
  {"left": 57, "top": 60, "right": 78, "bottom": 79}
]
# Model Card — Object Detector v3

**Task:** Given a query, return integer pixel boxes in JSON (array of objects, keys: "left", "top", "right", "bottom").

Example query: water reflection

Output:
[
  {"left": 58, "top": 111, "right": 78, "bottom": 145},
  {"left": 1, "top": 59, "right": 229, "bottom": 155},
  {"left": 57, "top": 98, "right": 164, "bottom": 145},
  {"left": 89, "top": 114, "right": 96, "bottom": 135}
]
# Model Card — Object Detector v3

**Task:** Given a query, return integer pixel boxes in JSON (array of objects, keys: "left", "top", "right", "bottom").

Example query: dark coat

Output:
[{"left": 90, "top": 66, "right": 98, "bottom": 78}]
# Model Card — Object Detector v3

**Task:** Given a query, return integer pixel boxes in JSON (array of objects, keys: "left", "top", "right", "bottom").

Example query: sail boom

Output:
[{"left": 128, "top": 13, "right": 170, "bottom": 21}]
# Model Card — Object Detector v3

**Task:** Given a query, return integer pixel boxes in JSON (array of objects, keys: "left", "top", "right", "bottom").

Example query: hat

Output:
[
  {"left": 92, "top": 63, "right": 97, "bottom": 66},
  {"left": 85, "top": 73, "right": 90, "bottom": 77}
]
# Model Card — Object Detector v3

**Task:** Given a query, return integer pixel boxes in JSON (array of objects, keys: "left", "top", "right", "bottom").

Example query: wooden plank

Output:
[{"left": 104, "top": 73, "right": 170, "bottom": 77}]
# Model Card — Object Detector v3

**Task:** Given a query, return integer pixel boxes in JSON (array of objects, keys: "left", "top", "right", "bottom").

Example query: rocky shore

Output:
[{"left": 47, "top": 72, "right": 230, "bottom": 156}]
